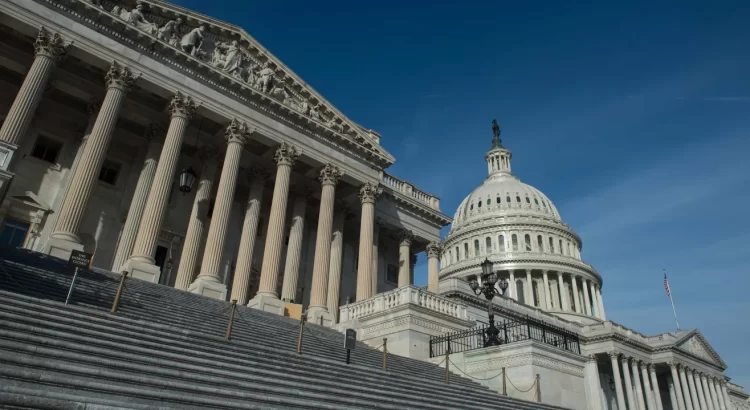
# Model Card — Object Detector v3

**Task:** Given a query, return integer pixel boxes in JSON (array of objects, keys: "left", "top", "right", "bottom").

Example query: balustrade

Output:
[{"left": 339, "top": 286, "right": 468, "bottom": 322}]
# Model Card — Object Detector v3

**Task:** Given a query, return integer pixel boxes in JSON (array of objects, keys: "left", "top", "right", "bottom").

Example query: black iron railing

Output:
[{"left": 429, "top": 315, "right": 581, "bottom": 358}]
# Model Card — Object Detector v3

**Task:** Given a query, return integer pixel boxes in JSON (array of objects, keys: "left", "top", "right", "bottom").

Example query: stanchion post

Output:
[
  {"left": 382, "top": 338, "right": 387, "bottom": 371},
  {"left": 536, "top": 373, "right": 541, "bottom": 402},
  {"left": 444, "top": 347, "right": 450, "bottom": 384},
  {"left": 297, "top": 312, "right": 306, "bottom": 354},
  {"left": 110, "top": 271, "right": 128, "bottom": 314},
  {"left": 502, "top": 366, "right": 507, "bottom": 395},
  {"left": 225, "top": 300, "right": 237, "bottom": 340},
  {"left": 65, "top": 267, "right": 79, "bottom": 306}
]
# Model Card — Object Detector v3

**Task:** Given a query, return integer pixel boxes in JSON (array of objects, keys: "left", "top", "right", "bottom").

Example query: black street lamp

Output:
[
  {"left": 467, "top": 258, "right": 509, "bottom": 347},
  {"left": 178, "top": 166, "right": 198, "bottom": 193}
]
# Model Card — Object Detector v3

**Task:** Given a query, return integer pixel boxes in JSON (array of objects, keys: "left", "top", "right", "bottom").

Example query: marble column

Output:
[
  {"left": 46, "top": 62, "right": 138, "bottom": 260},
  {"left": 248, "top": 143, "right": 299, "bottom": 314},
  {"left": 189, "top": 120, "right": 250, "bottom": 299},
  {"left": 0, "top": 28, "right": 69, "bottom": 169},
  {"left": 670, "top": 379, "right": 680, "bottom": 410},
  {"left": 124, "top": 92, "right": 196, "bottom": 282},
  {"left": 173, "top": 146, "right": 220, "bottom": 290},
  {"left": 671, "top": 363, "right": 688, "bottom": 410},
  {"left": 397, "top": 230, "right": 414, "bottom": 288},
  {"left": 720, "top": 382, "right": 732, "bottom": 410},
  {"left": 231, "top": 168, "right": 268, "bottom": 304},
  {"left": 610, "top": 352, "right": 628, "bottom": 410},
  {"left": 326, "top": 208, "right": 346, "bottom": 322},
  {"left": 584, "top": 355, "right": 603, "bottom": 410},
  {"left": 426, "top": 242, "right": 441, "bottom": 293},
  {"left": 571, "top": 274, "right": 581, "bottom": 313},
  {"left": 693, "top": 371, "right": 708, "bottom": 410},
  {"left": 596, "top": 285, "right": 607, "bottom": 320},
  {"left": 371, "top": 219, "right": 380, "bottom": 293},
  {"left": 542, "top": 270, "right": 552, "bottom": 309},
  {"left": 622, "top": 357, "right": 637, "bottom": 410},
  {"left": 307, "top": 164, "right": 343, "bottom": 325},
  {"left": 111, "top": 127, "right": 163, "bottom": 271},
  {"left": 582, "top": 279, "right": 593, "bottom": 315},
  {"left": 679, "top": 365, "right": 695, "bottom": 410},
  {"left": 712, "top": 379, "right": 726, "bottom": 410},
  {"left": 649, "top": 364, "right": 664, "bottom": 410},
  {"left": 508, "top": 270, "right": 516, "bottom": 300},
  {"left": 685, "top": 368, "right": 700, "bottom": 410},
  {"left": 280, "top": 192, "right": 308, "bottom": 303},
  {"left": 525, "top": 270, "right": 533, "bottom": 306},
  {"left": 355, "top": 182, "right": 381, "bottom": 301},
  {"left": 702, "top": 374, "right": 716, "bottom": 410},
  {"left": 590, "top": 281, "right": 600, "bottom": 318},
  {"left": 708, "top": 378, "right": 721, "bottom": 410},
  {"left": 632, "top": 360, "right": 647, "bottom": 410},
  {"left": 557, "top": 272, "right": 568, "bottom": 311}
]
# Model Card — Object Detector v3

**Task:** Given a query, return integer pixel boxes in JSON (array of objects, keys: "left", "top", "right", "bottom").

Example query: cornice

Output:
[{"left": 380, "top": 186, "right": 452, "bottom": 226}]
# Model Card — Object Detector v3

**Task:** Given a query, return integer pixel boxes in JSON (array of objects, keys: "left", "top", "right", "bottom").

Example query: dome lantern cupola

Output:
[{"left": 486, "top": 119, "right": 512, "bottom": 176}]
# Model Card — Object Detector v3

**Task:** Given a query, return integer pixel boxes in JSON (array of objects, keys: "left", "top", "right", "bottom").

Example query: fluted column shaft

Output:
[
  {"left": 712, "top": 380, "right": 725, "bottom": 410},
  {"left": 426, "top": 242, "right": 441, "bottom": 293},
  {"left": 649, "top": 365, "right": 664, "bottom": 410},
  {"left": 308, "top": 165, "right": 342, "bottom": 311},
  {"left": 257, "top": 143, "right": 298, "bottom": 297},
  {"left": 671, "top": 364, "right": 688, "bottom": 410},
  {"left": 590, "top": 281, "right": 600, "bottom": 318},
  {"left": 231, "top": 171, "right": 266, "bottom": 304},
  {"left": 670, "top": 380, "right": 680, "bottom": 410},
  {"left": 51, "top": 63, "right": 136, "bottom": 244},
  {"left": 632, "top": 361, "right": 647, "bottom": 410},
  {"left": 680, "top": 366, "right": 696, "bottom": 410},
  {"left": 129, "top": 93, "right": 195, "bottom": 263},
  {"left": 694, "top": 372, "right": 709, "bottom": 410},
  {"left": 708, "top": 379, "right": 720, "bottom": 410},
  {"left": 571, "top": 275, "right": 581, "bottom": 313},
  {"left": 542, "top": 270, "right": 552, "bottom": 309},
  {"left": 610, "top": 353, "right": 628, "bottom": 410},
  {"left": 557, "top": 273, "right": 568, "bottom": 311},
  {"left": 372, "top": 221, "right": 380, "bottom": 293},
  {"left": 0, "top": 28, "right": 67, "bottom": 151},
  {"left": 194, "top": 122, "right": 248, "bottom": 282},
  {"left": 174, "top": 152, "right": 218, "bottom": 290},
  {"left": 398, "top": 230, "right": 414, "bottom": 288},
  {"left": 686, "top": 369, "right": 700, "bottom": 410},
  {"left": 280, "top": 195, "right": 307, "bottom": 302},
  {"left": 327, "top": 210, "right": 345, "bottom": 321},
  {"left": 525, "top": 270, "right": 533, "bottom": 306},
  {"left": 111, "top": 135, "right": 162, "bottom": 271},
  {"left": 622, "top": 357, "right": 637, "bottom": 410},
  {"left": 719, "top": 382, "right": 730, "bottom": 410},
  {"left": 641, "top": 363, "right": 656, "bottom": 410},
  {"left": 702, "top": 375, "right": 716, "bottom": 410},
  {"left": 508, "top": 270, "right": 516, "bottom": 300},
  {"left": 582, "top": 279, "right": 593, "bottom": 315},
  {"left": 596, "top": 285, "right": 607, "bottom": 320},
  {"left": 356, "top": 183, "right": 380, "bottom": 301}
]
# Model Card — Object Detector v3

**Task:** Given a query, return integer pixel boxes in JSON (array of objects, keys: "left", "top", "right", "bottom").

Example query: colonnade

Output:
[{"left": 0, "top": 29, "right": 444, "bottom": 320}]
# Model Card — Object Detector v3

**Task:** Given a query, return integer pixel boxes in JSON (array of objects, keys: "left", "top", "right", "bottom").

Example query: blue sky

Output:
[{"left": 172, "top": 0, "right": 750, "bottom": 386}]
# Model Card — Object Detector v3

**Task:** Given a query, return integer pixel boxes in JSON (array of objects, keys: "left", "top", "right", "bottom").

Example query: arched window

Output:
[
  {"left": 478, "top": 200, "right": 482, "bottom": 208},
  {"left": 524, "top": 234, "right": 532, "bottom": 251},
  {"left": 496, "top": 196, "right": 501, "bottom": 204},
  {"left": 569, "top": 243, "right": 574, "bottom": 256},
  {"left": 534, "top": 198, "right": 539, "bottom": 205},
  {"left": 516, "top": 196, "right": 521, "bottom": 203},
  {"left": 549, "top": 237, "right": 554, "bottom": 253},
  {"left": 474, "top": 239, "right": 480, "bottom": 256},
  {"left": 516, "top": 280, "right": 525, "bottom": 305},
  {"left": 506, "top": 195, "right": 511, "bottom": 203},
  {"left": 559, "top": 239, "right": 563, "bottom": 255},
  {"left": 512, "top": 234, "right": 518, "bottom": 251},
  {"left": 537, "top": 235, "right": 543, "bottom": 251},
  {"left": 455, "top": 246, "right": 459, "bottom": 262},
  {"left": 498, "top": 235, "right": 505, "bottom": 251},
  {"left": 486, "top": 237, "right": 492, "bottom": 253},
  {"left": 470, "top": 204, "right": 474, "bottom": 211},
  {"left": 486, "top": 198, "right": 491, "bottom": 206},
  {"left": 525, "top": 197, "right": 530, "bottom": 203},
  {"left": 542, "top": 201, "right": 547, "bottom": 208},
  {"left": 532, "top": 281, "right": 539, "bottom": 307},
  {"left": 464, "top": 243, "right": 469, "bottom": 259}
]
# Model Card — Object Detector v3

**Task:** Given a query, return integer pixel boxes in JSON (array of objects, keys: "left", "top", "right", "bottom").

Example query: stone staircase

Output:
[{"left": 0, "top": 245, "right": 568, "bottom": 409}]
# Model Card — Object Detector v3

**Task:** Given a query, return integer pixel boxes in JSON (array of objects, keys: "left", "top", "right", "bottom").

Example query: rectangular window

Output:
[
  {"left": 0, "top": 219, "right": 30, "bottom": 247},
  {"left": 30, "top": 135, "right": 62, "bottom": 163},
  {"left": 386, "top": 264, "right": 398, "bottom": 284},
  {"left": 98, "top": 160, "right": 121, "bottom": 185}
]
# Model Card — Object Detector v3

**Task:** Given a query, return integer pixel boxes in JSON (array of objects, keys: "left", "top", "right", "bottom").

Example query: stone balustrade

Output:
[
  {"left": 339, "top": 285, "right": 468, "bottom": 322},
  {"left": 381, "top": 172, "right": 441, "bottom": 211}
]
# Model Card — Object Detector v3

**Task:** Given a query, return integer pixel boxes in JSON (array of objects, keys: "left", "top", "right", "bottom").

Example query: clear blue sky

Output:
[{"left": 172, "top": 0, "right": 750, "bottom": 386}]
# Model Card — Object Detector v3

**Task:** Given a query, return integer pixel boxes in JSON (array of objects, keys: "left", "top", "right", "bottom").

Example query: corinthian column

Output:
[
  {"left": 231, "top": 168, "right": 268, "bottom": 304},
  {"left": 46, "top": 62, "right": 138, "bottom": 260},
  {"left": 694, "top": 371, "right": 709, "bottom": 410},
  {"left": 642, "top": 362, "right": 657, "bottom": 410},
  {"left": 571, "top": 274, "right": 581, "bottom": 313},
  {"left": 621, "top": 356, "right": 637, "bottom": 410},
  {"left": 280, "top": 192, "right": 308, "bottom": 303},
  {"left": 111, "top": 126, "right": 163, "bottom": 271},
  {"left": 596, "top": 285, "right": 607, "bottom": 320},
  {"left": 708, "top": 377, "right": 720, "bottom": 410},
  {"left": 670, "top": 362, "right": 688, "bottom": 410},
  {"left": 426, "top": 241, "right": 442, "bottom": 293},
  {"left": 632, "top": 360, "right": 647, "bottom": 410},
  {"left": 397, "top": 229, "right": 414, "bottom": 288},
  {"left": 719, "top": 381, "right": 731, "bottom": 410},
  {"left": 582, "top": 279, "right": 592, "bottom": 315},
  {"left": 683, "top": 367, "right": 698, "bottom": 410},
  {"left": 124, "top": 92, "right": 196, "bottom": 282},
  {"left": 557, "top": 273, "right": 568, "bottom": 311},
  {"left": 609, "top": 351, "right": 627, "bottom": 410},
  {"left": 0, "top": 28, "right": 69, "bottom": 169},
  {"left": 173, "top": 145, "right": 219, "bottom": 290},
  {"left": 307, "top": 164, "right": 343, "bottom": 325},
  {"left": 372, "top": 218, "right": 381, "bottom": 293},
  {"left": 327, "top": 207, "right": 346, "bottom": 322},
  {"left": 542, "top": 270, "right": 552, "bottom": 309},
  {"left": 649, "top": 364, "right": 664, "bottom": 410},
  {"left": 248, "top": 142, "right": 299, "bottom": 315},
  {"left": 189, "top": 120, "right": 251, "bottom": 299},
  {"left": 355, "top": 182, "right": 381, "bottom": 301}
]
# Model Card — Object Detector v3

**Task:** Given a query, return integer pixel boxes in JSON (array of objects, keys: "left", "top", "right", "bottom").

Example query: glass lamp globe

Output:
[
  {"left": 480, "top": 258, "right": 493, "bottom": 276},
  {"left": 467, "top": 274, "right": 479, "bottom": 291}
]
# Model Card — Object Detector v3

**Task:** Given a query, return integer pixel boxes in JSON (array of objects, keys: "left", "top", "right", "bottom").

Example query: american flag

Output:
[{"left": 664, "top": 272, "right": 671, "bottom": 297}]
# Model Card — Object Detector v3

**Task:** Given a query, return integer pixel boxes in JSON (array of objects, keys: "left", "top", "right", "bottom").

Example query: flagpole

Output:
[{"left": 664, "top": 269, "right": 680, "bottom": 331}]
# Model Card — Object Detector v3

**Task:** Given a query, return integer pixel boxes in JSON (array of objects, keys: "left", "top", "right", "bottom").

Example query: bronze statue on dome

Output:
[{"left": 491, "top": 119, "right": 503, "bottom": 148}]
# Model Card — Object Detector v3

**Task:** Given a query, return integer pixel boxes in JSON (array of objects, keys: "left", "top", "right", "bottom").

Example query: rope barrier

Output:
[
  {"left": 447, "top": 357, "right": 504, "bottom": 381},
  {"left": 505, "top": 371, "right": 537, "bottom": 393}
]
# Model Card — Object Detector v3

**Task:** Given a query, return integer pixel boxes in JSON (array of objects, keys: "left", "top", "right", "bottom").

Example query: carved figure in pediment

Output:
[
  {"left": 181, "top": 25, "right": 206, "bottom": 56},
  {"left": 210, "top": 45, "right": 225, "bottom": 68},
  {"left": 216, "top": 40, "right": 243, "bottom": 77},
  {"left": 327, "top": 117, "right": 343, "bottom": 132},
  {"left": 114, "top": 3, "right": 158, "bottom": 35},
  {"left": 246, "top": 64, "right": 259, "bottom": 88},
  {"left": 168, "top": 32, "right": 179, "bottom": 47},
  {"left": 309, "top": 105, "right": 322, "bottom": 121},
  {"left": 157, "top": 18, "right": 182, "bottom": 42},
  {"left": 257, "top": 64, "right": 275, "bottom": 94}
]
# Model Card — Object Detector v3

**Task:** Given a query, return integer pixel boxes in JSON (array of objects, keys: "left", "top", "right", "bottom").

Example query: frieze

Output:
[
  {"left": 358, "top": 315, "right": 466, "bottom": 337},
  {"left": 466, "top": 352, "right": 584, "bottom": 377}
]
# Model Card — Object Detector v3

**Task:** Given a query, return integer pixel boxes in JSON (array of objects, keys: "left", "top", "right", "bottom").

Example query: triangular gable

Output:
[{"left": 674, "top": 330, "right": 727, "bottom": 369}]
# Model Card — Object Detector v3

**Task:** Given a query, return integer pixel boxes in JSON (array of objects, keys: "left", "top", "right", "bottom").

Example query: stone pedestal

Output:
[
  {"left": 247, "top": 292, "right": 286, "bottom": 315},
  {"left": 187, "top": 276, "right": 228, "bottom": 300}
]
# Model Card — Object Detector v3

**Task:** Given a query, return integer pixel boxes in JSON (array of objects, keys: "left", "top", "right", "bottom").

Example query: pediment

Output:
[
  {"left": 57, "top": 0, "right": 394, "bottom": 168},
  {"left": 675, "top": 330, "right": 726, "bottom": 369}
]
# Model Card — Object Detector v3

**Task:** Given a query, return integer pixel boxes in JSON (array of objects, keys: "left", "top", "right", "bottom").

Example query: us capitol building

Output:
[{"left": 0, "top": 0, "right": 746, "bottom": 409}]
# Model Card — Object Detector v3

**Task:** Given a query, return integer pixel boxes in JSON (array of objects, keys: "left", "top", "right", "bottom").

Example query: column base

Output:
[
  {"left": 122, "top": 257, "right": 162, "bottom": 283},
  {"left": 307, "top": 306, "right": 335, "bottom": 327},
  {"left": 44, "top": 234, "right": 84, "bottom": 261},
  {"left": 188, "top": 275, "right": 227, "bottom": 300},
  {"left": 247, "top": 293, "right": 285, "bottom": 315}
]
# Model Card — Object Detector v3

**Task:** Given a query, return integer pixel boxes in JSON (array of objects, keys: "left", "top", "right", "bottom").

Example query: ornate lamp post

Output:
[
  {"left": 467, "top": 258, "right": 509, "bottom": 347},
  {"left": 178, "top": 166, "right": 197, "bottom": 193}
]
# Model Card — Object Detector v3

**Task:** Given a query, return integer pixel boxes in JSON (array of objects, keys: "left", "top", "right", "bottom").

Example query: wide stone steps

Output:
[{"left": 0, "top": 246, "right": 568, "bottom": 409}]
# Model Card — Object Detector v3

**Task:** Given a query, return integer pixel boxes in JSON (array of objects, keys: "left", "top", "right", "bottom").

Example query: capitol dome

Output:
[{"left": 440, "top": 123, "right": 606, "bottom": 324}]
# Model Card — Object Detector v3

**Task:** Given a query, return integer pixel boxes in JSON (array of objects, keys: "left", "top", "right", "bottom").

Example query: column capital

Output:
[
  {"left": 587, "top": 354, "right": 598, "bottom": 363},
  {"left": 608, "top": 350, "right": 620, "bottom": 360},
  {"left": 274, "top": 142, "right": 300, "bottom": 166},
  {"left": 668, "top": 361, "right": 678, "bottom": 370},
  {"left": 319, "top": 163, "right": 343, "bottom": 186},
  {"left": 225, "top": 118, "right": 253, "bottom": 145},
  {"left": 525, "top": 269, "right": 532, "bottom": 275},
  {"left": 426, "top": 241, "right": 442, "bottom": 258},
  {"left": 358, "top": 182, "right": 382, "bottom": 204},
  {"left": 34, "top": 27, "right": 70, "bottom": 61},
  {"left": 105, "top": 61, "right": 139, "bottom": 91},
  {"left": 620, "top": 355, "right": 631, "bottom": 364},
  {"left": 542, "top": 269, "right": 549, "bottom": 275},
  {"left": 639, "top": 361, "right": 649, "bottom": 370},
  {"left": 398, "top": 229, "right": 415, "bottom": 247},
  {"left": 169, "top": 92, "right": 198, "bottom": 119}
]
